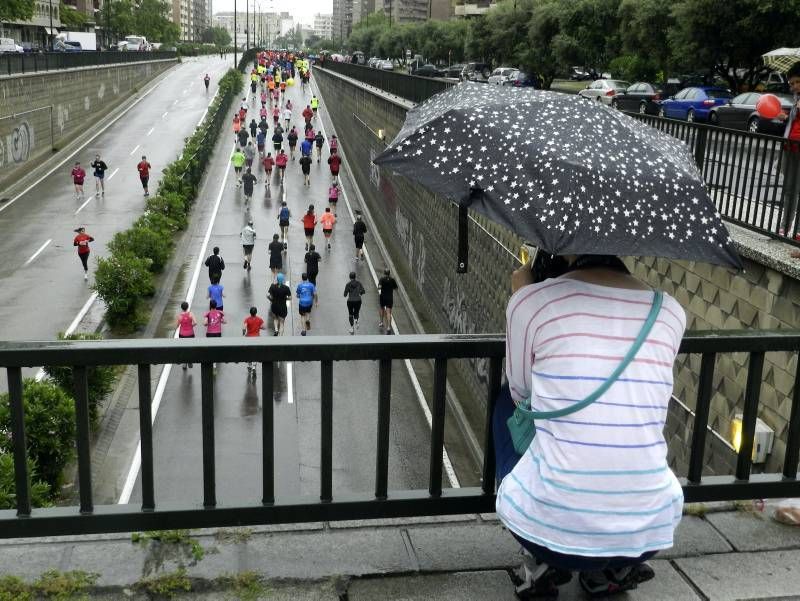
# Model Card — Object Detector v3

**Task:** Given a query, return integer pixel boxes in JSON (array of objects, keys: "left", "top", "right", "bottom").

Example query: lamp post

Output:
[
  {"left": 245, "top": 0, "right": 249, "bottom": 52},
  {"left": 106, "top": 0, "right": 112, "bottom": 50},
  {"left": 233, "top": 0, "right": 237, "bottom": 68},
  {"left": 48, "top": 0, "right": 53, "bottom": 50}
]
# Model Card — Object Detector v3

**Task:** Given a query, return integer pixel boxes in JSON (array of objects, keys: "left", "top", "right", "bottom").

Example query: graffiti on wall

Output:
[
  {"left": 369, "top": 146, "right": 381, "bottom": 189},
  {"left": 0, "top": 120, "right": 34, "bottom": 169},
  {"left": 396, "top": 207, "right": 426, "bottom": 289},
  {"left": 442, "top": 275, "right": 489, "bottom": 387}
]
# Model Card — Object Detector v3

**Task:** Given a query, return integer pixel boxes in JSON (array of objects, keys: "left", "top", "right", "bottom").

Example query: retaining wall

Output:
[
  {"left": 0, "top": 59, "right": 177, "bottom": 194},
  {"left": 313, "top": 66, "right": 799, "bottom": 477}
]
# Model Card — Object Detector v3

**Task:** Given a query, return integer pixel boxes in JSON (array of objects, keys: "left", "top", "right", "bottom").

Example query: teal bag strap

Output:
[{"left": 516, "top": 290, "right": 663, "bottom": 420}]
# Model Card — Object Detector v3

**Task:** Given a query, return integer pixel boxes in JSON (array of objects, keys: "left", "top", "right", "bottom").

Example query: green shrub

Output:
[
  {"left": 93, "top": 253, "right": 154, "bottom": 330},
  {"left": 0, "top": 453, "right": 52, "bottom": 510},
  {"left": 145, "top": 193, "right": 190, "bottom": 229},
  {"left": 43, "top": 333, "right": 117, "bottom": 427},
  {"left": 108, "top": 223, "right": 173, "bottom": 273},
  {"left": 33, "top": 570, "right": 98, "bottom": 600},
  {"left": 0, "top": 380, "right": 76, "bottom": 490},
  {"left": 0, "top": 575, "right": 32, "bottom": 601}
]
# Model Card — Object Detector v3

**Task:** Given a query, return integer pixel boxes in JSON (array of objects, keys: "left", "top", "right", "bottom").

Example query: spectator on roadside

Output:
[{"left": 778, "top": 62, "right": 800, "bottom": 237}]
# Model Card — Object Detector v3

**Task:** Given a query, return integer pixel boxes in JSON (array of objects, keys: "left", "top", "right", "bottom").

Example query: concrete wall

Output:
[
  {"left": 0, "top": 59, "right": 177, "bottom": 193},
  {"left": 313, "top": 67, "right": 797, "bottom": 478}
]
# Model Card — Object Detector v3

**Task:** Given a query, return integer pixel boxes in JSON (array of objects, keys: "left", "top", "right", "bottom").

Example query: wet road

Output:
[
  {"left": 0, "top": 55, "right": 232, "bottom": 344},
  {"left": 126, "top": 72, "right": 452, "bottom": 506}
]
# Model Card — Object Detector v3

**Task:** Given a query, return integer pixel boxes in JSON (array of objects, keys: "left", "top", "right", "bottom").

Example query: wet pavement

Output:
[{"left": 124, "top": 71, "right": 455, "bottom": 507}]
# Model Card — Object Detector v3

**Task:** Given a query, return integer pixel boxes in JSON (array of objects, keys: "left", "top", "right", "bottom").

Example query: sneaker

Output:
[
  {"left": 283, "top": 242, "right": 288, "bottom": 250},
  {"left": 349, "top": 326, "right": 354, "bottom": 335},
  {"left": 305, "top": 243, "right": 309, "bottom": 250},
  {"left": 273, "top": 330, "right": 279, "bottom": 336},
  {"left": 84, "top": 272, "right": 88, "bottom": 281},
  {"left": 578, "top": 563, "right": 654, "bottom": 598},
  {"left": 247, "top": 263, "right": 251, "bottom": 271},
  {"left": 243, "top": 261, "right": 248, "bottom": 269},
  {"left": 378, "top": 320, "right": 384, "bottom": 328},
  {"left": 354, "top": 319, "right": 359, "bottom": 330},
  {"left": 386, "top": 329, "right": 393, "bottom": 335},
  {"left": 182, "top": 364, "right": 188, "bottom": 370},
  {"left": 511, "top": 561, "right": 572, "bottom": 600},
  {"left": 327, "top": 243, "right": 331, "bottom": 249},
  {"left": 301, "top": 330, "right": 307, "bottom": 336},
  {"left": 188, "top": 363, "right": 193, "bottom": 368}
]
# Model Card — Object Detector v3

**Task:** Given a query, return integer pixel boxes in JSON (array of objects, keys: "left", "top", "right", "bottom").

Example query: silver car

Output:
[
  {"left": 378, "top": 59, "right": 394, "bottom": 71},
  {"left": 577, "top": 79, "right": 630, "bottom": 105},
  {"left": 487, "top": 67, "right": 517, "bottom": 85}
]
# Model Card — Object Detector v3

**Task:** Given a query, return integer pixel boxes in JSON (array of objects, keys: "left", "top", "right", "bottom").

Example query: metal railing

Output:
[
  {"left": 316, "top": 60, "right": 455, "bottom": 104},
  {"left": 1, "top": 332, "right": 799, "bottom": 538},
  {"left": 0, "top": 51, "right": 178, "bottom": 77}
]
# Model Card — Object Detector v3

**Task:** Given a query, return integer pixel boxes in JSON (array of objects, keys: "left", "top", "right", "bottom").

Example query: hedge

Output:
[{"left": 93, "top": 67, "right": 244, "bottom": 331}]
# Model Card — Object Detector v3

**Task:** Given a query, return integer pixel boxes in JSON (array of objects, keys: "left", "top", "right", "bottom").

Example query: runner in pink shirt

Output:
[
  {"left": 204, "top": 300, "right": 225, "bottom": 337},
  {"left": 320, "top": 207, "right": 336, "bottom": 250},
  {"left": 176, "top": 301, "right": 197, "bottom": 370}
]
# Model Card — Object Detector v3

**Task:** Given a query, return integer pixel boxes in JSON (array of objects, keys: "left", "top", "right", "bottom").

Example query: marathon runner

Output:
[
  {"left": 296, "top": 272, "right": 318, "bottom": 336},
  {"left": 268, "top": 273, "right": 291, "bottom": 336},
  {"left": 343, "top": 271, "right": 366, "bottom": 335}
]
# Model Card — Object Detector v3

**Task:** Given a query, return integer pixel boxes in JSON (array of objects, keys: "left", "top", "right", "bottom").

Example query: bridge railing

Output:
[
  {"left": 0, "top": 51, "right": 178, "bottom": 77},
  {"left": 1, "top": 332, "right": 799, "bottom": 538},
  {"left": 315, "top": 62, "right": 799, "bottom": 246}
]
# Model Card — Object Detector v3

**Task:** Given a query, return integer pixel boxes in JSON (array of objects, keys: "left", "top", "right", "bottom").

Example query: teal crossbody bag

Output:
[{"left": 507, "top": 290, "right": 663, "bottom": 455}]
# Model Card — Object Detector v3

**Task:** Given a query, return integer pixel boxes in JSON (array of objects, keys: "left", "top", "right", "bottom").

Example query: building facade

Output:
[
  {"left": 331, "top": 0, "right": 353, "bottom": 44},
  {"left": 214, "top": 10, "right": 279, "bottom": 49},
  {"left": 170, "top": 0, "right": 209, "bottom": 42},
  {"left": 0, "top": 0, "right": 63, "bottom": 50},
  {"left": 313, "top": 13, "right": 333, "bottom": 40}
]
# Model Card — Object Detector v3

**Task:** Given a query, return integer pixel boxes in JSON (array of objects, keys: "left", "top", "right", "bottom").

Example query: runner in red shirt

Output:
[
  {"left": 137, "top": 155, "right": 151, "bottom": 197},
  {"left": 262, "top": 152, "right": 274, "bottom": 186},
  {"left": 242, "top": 306, "right": 265, "bottom": 375},
  {"left": 302, "top": 105, "right": 313, "bottom": 127},
  {"left": 71, "top": 162, "right": 86, "bottom": 199},
  {"left": 275, "top": 149, "right": 288, "bottom": 183},
  {"left": 327, "top": 150, "right": 342, "bottom": 184},
  {"left": 73, "top": 226, "right": 94, "bottom": 280},
  {"left": 301, "top": 205, "right": 317, "bottom": 250}
]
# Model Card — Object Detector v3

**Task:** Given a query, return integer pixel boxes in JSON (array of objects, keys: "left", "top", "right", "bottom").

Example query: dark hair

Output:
[
  {"left": 384, "top": 269, "right": 390, "bottom": 276},
  {"left": 309, "top": 244, "right": 315, "bottom": 251},
  {"left": 301, "top": 272, "right": 308, "bottom": 281},
  {"left": 789, "top": 62, "right": 800, "bottom": 80},
  {"left": 213, "top": 246, "right": 219, "bottom": 254},
  {"left": 249, "top": 306, "right": 257, "bottom": 315},
  {"left": 349, "top": 271, "right": 356, "bottom": 279},
  {"left": 181, "top": 301, "right": 189, "bottom": 311},
  {"left": 273, "top": 234, "right": 279, "bottom": 240},
  {"left": 211, "top": 275, "right": 221, "bottom": 285},
  {"left": 209, "top": 299, "right": 217, "bottom": 309}
]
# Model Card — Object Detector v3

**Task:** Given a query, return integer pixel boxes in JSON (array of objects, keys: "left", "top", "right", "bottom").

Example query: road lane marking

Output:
[
  {"left": 196, "top": 89, "right": 219, "bottom": 127},
  {"left": 34, "top": 292, "right": 99, "bottom": 382},
  {"left": 74, "top": 196, "right": 93, "bottom": 214},
  {"left": 281, "top": 182, "right": 295, "bottom": 404},
  {"left": 162, "top": 111, "right": 169, "bottom": 119},
  {"left": 147, "top": 127, "right": 154, "bottom": 136},
  {"left": 173, "top": 99, "right": 179, "bottom": 105},
  {"left": 129, "top": 144, "right": 140, "bottom": 156},
  {"left": 23, "top": 239, "right": 51, "bottom": 266},
  {"left": 118, "top": 97, "right": 241, "bottom": 505},
  {"left": 311, "top": 78, "right": 460, "bottom": 488},
  {"left": 107, "top": 167, "right": 120, "bottom": 180},
  {"left": 0, "top": 63, "right": 177, "bottom": 216}
]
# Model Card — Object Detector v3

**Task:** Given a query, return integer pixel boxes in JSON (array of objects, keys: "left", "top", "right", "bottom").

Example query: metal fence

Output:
[
  {"left": 317, "top": 60, "right": 455, "bottom": 104},
  {"left": 0, "top": 51, "right": 178, "bottom": 77},
  {"left": 315, "top": 62, "right": 800, "bottom": 246},
  {"left": 1, "top": 332, "right": 799, "bottom": 538}
]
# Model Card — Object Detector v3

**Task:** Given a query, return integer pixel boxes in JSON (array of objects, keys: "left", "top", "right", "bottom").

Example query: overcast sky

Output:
[{"left": 212, "top": 0, "right": 333, "bottom": 26}]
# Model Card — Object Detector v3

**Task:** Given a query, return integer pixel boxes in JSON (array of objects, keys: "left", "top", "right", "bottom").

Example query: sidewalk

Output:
[{"left": 1, "top": 505, "right": 798, "bottom": 599}]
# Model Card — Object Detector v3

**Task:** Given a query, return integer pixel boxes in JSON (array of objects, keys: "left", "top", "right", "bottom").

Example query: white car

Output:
[
  {"left": 577, "top": 79, "right": 630, "bottom": 105},
  {"left": 378, "top": 59, "right": 393, "bottom": 70},
  {"left": 487, "top": 67, "right": 517, "bottom": 85},
  {"left": 0, "top": 37, "right": 24, "bottom": 53}
]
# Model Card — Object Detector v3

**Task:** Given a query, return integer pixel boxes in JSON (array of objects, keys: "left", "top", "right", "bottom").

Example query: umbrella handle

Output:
[{"left": 457, "top": 203, "right": 468, "bottom": 274}]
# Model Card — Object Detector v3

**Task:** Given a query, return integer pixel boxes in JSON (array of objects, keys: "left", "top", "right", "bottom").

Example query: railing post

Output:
[
  {"left": 320, "top": 360, "right": 333, "bottom": 503},
  {"left": 428, "top": 358, "right": 448, "bottom": 497},
  {"left": 687, "top": 353, "right": 716, "bottom": 484},
  {"left": 374, "top": 358, "right": 392, "bottom": 500},
  {"left": 7, "top": 367, "right": 31, "bottom": 517},
  {"left": 262, "top": 361, "right": 274, "bottom": 505},
  {"left": 735, "top": 352, "right": 765, "bottom": 480},
  {"left": 137, "top": 364, "right": 155, "bottom": 511},
  {"left": 693, "top": 126, "right": 708, "bottom": 170},
  {"left": 481, "top": 357, "right": 502, "bottom": 494},
  {"left": 72, "top": 366, "right": 93, "bottom": 514},
  {"left": 201, "top": 363, "right": 216, "bottom": 507},
  {"left": 783, "top": 351, "right": 800, "bottom": 480}
]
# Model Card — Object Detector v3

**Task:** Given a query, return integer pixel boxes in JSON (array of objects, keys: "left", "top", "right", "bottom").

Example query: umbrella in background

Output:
[
  {"left": 373, "top": 82, "right": 742, "bottom": 271},
  {"left": 762, "top": 48, "right": 800, "bottom": 73}
]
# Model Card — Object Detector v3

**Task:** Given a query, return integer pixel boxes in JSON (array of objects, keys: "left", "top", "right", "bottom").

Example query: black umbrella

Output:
[{"left": 373, "top": 82, "right": 742, "bottom": 270}]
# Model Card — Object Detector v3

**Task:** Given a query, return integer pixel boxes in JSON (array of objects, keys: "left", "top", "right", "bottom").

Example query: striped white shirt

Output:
[{"left": 496, "top": 277, "right": 686, "bottom": 558}]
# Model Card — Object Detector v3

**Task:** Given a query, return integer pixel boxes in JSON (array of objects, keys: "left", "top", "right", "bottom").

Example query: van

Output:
[
  {"left": 461, "top": 62, "right": 491, "bottom": 82},
  {"left": 0, "top": 38, "right": 24, "bottom": 53},
  {"left": 124, "top": 35, "right": 149, "bottom": 51}
]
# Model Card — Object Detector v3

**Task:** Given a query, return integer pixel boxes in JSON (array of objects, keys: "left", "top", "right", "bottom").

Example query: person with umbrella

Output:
[
  {"left": 775, "top": 63, "right": 800, "bottom": 237},
  {"left": 373, "top": 82, "right": 742, "bottom": 598}
]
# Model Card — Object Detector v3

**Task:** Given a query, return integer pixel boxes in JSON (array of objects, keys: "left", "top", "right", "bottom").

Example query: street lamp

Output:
[
  {"left": 233, "top": 0, "right": 237, "bottom": 68},
  {"left": 48, "top": 0, "right": 53, "bottom": 50},
  {"left": 246, "top": 0, "right": 249, "bottom": 51}
]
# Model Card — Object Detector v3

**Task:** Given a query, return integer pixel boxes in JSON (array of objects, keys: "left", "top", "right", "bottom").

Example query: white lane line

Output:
[
  {"left": 118, "top": 112, "right": 239, "bottom": 505},
  {"left": 23, "top": 239, "right": 51, "bottom": 267},
  {"left": 196, "top": 89, "right": 219, "bottom": 127},
  {"left": 147, "top": 127, "right": 154, "bottom": 136},
  {"left": 281, "top": 182, "right": 295, "bottom": 405},
  {"left": 311, "top": 79, "right": 460, "bottom": 488},
  {"left": 74, "top": 196, "right": 93, "bottom": 214},
  {"left": 182, "top": 89, "right": 188, "bottom": 95},
  {"left": 129, "top": 144, "right": 141, "bottom": 156},
  {"left": 107, "top": 167, "right": 120, "bottom": 180},
  {"left": 0, "top": 65, "right": 175, "bottom": 216},
  {"left": 34, "top": 292, "right": 99, "bottom": 382},
  {"left": 173, "top": 99, "right": 179, "bottom": 105},
  {"left": 162, "top": 111, "right": 169, "bottom": 119}
]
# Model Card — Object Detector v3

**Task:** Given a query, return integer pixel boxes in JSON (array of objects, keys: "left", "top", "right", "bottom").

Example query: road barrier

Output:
[
  {"left": 0, "top": 332, "right": 798, "bottom": 538},
  {"left": 0, "top": 51, "right": 178, "bottom": 77},
  {"left": 317, "top": 60, "right": 800, "bottom": 246}
]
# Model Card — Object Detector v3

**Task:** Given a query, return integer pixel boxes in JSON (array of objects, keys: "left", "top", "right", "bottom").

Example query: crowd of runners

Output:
[{"left": 171, "top": 50, "right": 399, "bottom": 375}]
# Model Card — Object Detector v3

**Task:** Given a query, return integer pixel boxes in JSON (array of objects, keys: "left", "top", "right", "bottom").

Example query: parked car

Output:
[
  {"left": 503, "top": 70, "right": 538, "bottom": 88},
  {"left": 461, "top": 62, "right": 492, "bottom": 82},
  {"left": 577, "top": 79, "right": 630, "bottom": 105},
  {"left": 659, "top": 87, "right": 733, "bottom": 122},
  {"left": 368, "top": 56, "right": 380, "bottom": 68},
  {"left": 443, "top": 63, "right": 464, "bottom": 78},
  {"left": 53, "top": 39, "right": 82, "bottom": 52},
  {"left": 0, "top": 37, "right": 24, "bottom": 53},
  {"left": 124, "top": 35, "right": 150, "bottom": 51},
  {"left": 610, "top": 82, "right": 666, "bottom": 114},
  {"left": 487, "top": 67, "right": 517, "bottom": 85},
  {"left": 377, "top": 59, "right": 394, "bottom": 71},
  {"left": 412, "top": 64, "right": 442, "bottom": 78},
  {"left": 709, "top": 92, "right": 793, "bottom": 134},
  {"left": 569, "top": 66, "right": 593, "bottom": 81}
]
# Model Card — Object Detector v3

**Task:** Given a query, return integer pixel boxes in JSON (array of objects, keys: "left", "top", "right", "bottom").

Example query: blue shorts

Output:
[
  {"left": 95, "top": 172, "right": 105, "bottom": 179},
  {"left": 299, "top": 304, "right": 312, "bottom": 315}
]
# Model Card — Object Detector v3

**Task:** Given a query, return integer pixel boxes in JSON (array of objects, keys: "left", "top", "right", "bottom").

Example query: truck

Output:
[{"left": 57, "top": 31, "right": 97, "bottom": 51}]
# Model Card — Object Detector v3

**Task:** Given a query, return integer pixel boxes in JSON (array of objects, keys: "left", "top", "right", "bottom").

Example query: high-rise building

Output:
[
  {"left": 313, "top": 13, "right": 333, "bottom": 40},
  {"left": 374, "top": 0, "right": 442, "bottom": 24},
  {"left": 331, "top": 0, "right": 353, "bottom": 44},
  {"left": 0, "top": 0, "right": 63, "bottom": 50},
  {"left": 214, "top": 10, "right": 279, "bottom": 49},
  {"left": 169, "top": 0, "right": 209, "bottom": 42},
  {"left": 453, "top": 0, "right": 496, "bottom": 18},
  {"left": 351, "top": 0, "right": 374, "bottom": 26}
]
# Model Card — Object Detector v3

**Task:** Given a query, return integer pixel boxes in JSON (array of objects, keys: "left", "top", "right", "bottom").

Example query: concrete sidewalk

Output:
[{"left": 1, "top": 505, "right": 799, "bottom": 600}]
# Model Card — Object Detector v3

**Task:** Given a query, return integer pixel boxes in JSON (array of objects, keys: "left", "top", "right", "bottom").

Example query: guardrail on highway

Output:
[
  {"left": 0, "top": 51, "right": 178, "bottom": 77},
  {"left": 315, "top": 62, "right": 800, "bottom": 246},
  {"left": 1, "top": 332, "right": 798, "bottom": 538}
]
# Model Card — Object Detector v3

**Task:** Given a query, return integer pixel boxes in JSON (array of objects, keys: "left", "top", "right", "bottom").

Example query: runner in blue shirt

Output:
[
  {"left": 300, "top": 138, "right": 313, "bottom": 158},
  {"left": 295, "top": 272, "right": 318, "bottom": 336},
  {"left": 207, "top": 276, "right": 225, "bottom": 311}
]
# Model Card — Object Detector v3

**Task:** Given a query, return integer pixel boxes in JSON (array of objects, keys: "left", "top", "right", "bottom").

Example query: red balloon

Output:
[{"left": 756, "top": 94, "right": 782, "bottom": 120}]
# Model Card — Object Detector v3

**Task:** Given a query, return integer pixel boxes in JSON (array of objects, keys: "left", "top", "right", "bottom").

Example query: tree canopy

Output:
[
  {"left": 97, "top": 0, "right": 179, "bottom": 45},
  {"left": 0, "top": 0, "right": 34, "bottom": 23}
]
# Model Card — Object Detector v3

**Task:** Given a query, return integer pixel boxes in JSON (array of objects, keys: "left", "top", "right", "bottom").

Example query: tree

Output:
[
  {"left": 133, "top": 0, "right": 180, "bottom": 44},
  {"left": 0, "top": 0, "right": 34, "bottom": 22},
  {"left": 59, "top": 2, "right": 89, "bottom": 29},
  {"left": 669, "top": 0, "right": 800, "bottom": 90},
  {"left": 201, "top": 26, "right": 230, "bottom": 47},
  {"left": 617, "top": 0, "right": 673, "bottom": 78}
]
